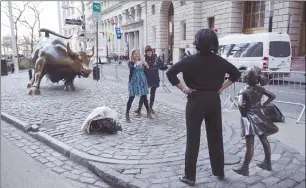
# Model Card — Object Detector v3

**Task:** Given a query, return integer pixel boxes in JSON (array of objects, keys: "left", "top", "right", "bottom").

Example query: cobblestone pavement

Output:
[
  {"left": 1, "top": 120, "right": 112, "bottom": 188},
  {"left": 1, "top": 72, "right": 305, "bottom": 188}
]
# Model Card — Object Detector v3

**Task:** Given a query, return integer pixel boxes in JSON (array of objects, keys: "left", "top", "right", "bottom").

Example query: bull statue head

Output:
[{"left": 66, "top": 42, "right": 94, "bottom": 78}]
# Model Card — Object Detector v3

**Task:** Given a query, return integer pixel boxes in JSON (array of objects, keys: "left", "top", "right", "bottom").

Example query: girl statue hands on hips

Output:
[{"left": 233, "top": 66, "right": 279, "bottom": 176}]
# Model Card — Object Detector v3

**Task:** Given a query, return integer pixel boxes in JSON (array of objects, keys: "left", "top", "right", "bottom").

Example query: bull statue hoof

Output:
[
  {"left": 28, "top": 87, "right": 41, "bottom": 95},
  {"left": 64, "top": 84, "right": 75, "bottom": 91},
  {"left": 27, "top": 82, "right": 32, "bottom": 88}
]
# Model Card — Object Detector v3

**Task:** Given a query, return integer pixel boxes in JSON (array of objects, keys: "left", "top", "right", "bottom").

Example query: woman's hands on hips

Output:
[{"left": 182, "top": 87, "right": 195, "bottom": 94}]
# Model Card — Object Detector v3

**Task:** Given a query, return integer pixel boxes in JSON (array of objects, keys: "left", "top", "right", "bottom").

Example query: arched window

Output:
[{"left": 243, "top": 1, "right": 265, "bottom": 32}]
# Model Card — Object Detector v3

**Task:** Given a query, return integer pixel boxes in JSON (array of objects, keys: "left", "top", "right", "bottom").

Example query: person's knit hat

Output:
[{"left": 145, "top": 45, "right": 153, "bottom": 53}]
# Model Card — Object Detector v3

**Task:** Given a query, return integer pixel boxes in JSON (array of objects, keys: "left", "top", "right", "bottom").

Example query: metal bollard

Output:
[
  {"left": 28, "top": 68, "right": 32, "bottom": 81},
  {"left": 93, "top": 65, "right": 100, "bottom": 81}
]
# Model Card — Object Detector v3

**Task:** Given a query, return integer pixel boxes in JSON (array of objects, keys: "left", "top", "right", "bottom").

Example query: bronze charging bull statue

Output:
[{"left": 27, "top": 28, "right": 94, "bottom": 95}]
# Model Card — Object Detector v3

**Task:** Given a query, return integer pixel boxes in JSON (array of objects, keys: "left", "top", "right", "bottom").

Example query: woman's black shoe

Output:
[
  {"left": 179, "top": 176, "right": 195, "bottom": 186},
  {"left": 216, "top": 175, "right": 225, "bottom": 180}
]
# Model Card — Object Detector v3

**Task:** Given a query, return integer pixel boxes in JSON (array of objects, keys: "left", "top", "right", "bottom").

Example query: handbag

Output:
[
  {"left": 262, "top": 103, "right": 285, "bottom": 123},
  {"left": 159, "top": 64, "right": 168, "bottom": 71},
  {"left": 89, "top": 118, "right": 122, "bottom": 134}
]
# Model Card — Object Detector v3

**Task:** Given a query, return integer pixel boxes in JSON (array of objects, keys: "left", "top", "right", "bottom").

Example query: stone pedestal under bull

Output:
[{"left": 27, "top": 28, "right": 94, "bottom": 95}]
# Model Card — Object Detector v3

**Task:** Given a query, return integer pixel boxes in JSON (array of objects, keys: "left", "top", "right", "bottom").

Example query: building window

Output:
[
  {"left": 180, "top": 21, "right": 186, "bottom": 40},
  {"left": 72, "top": 8, "right": 75, "bottom": 15},
  {"left": 180, "top": 1, "right": 186, "bottom": 6},
  {"left": 152, "top": 5, "right": 155, "bottom": 15},
  {"left": 152, "top": 26, "right": 156, "bottom": 42},
  {"left": 64, "top": 30, "right": 67, "bottom": 36},
  {"left": 218, "top": 42, "right": 263, "bottom": 58},
  {"left": 243, "top": 1, "right": 265, "bottom": 29},
  {"left": 208, "top": 17, "right": 215, "bottom": 29}
]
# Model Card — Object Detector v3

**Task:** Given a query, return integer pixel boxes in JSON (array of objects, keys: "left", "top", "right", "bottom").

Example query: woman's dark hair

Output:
[{"left": 193, "top": 29, "right": 219, "bottom": 54}]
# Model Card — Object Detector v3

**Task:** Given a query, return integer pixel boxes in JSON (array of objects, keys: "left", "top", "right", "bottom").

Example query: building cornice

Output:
[
  {"left": 101, "top": 1, "right": 127, "bottom": 15},
  {"left": 121, "top": 20, "right": 144, "bottom": 30}
]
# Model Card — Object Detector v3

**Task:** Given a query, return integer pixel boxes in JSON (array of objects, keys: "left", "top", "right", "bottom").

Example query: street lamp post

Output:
[{"left": 62, "top": 1, "right": 87, "bottom": 50}]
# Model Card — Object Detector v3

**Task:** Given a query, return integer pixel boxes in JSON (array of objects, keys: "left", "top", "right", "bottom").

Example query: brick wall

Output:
[
  {"left": 291, "top": 56, "right": 306, "bottom": 71},
  {"left": 264, "top": 1, "right": 303, "bottom": 56},
  {"left": 173, "top": 1, "right": 202, "bottom": 63}
]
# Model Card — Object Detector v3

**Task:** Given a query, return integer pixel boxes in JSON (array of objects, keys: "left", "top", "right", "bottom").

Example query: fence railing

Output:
[{"left": 100, "top": 63, "right": 305, "bottom": 124}]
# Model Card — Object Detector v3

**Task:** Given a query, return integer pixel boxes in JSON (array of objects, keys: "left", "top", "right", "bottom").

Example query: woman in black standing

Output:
[
  {"left": 134, "top": 45, "right": 164, "bottom": 115},
  {"left": 166, "top": 29, "right": 241, "bottom": 186}
]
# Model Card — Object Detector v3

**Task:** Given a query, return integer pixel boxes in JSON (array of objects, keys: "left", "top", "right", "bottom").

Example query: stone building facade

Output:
[
  {"left": 60, "top": 1, "right": 83, "bottom": 51},
  {"left": 147, "top": 1, "right": 305, "bottom": 63},
  {"left": 60, "top": 1, "right": 305, "bottom": 66}
]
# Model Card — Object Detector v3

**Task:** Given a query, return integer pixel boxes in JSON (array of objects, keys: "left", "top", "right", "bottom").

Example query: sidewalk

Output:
[{"left": 1, "top": 72, "right": 305, "bottom": 188}]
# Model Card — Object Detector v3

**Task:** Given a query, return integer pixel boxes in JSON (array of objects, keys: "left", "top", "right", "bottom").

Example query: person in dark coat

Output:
[
  {"left": 134, "top": 45, "right": 164, "bottom": 115},
  {"left": 166, "top": 29, "right": 241, "bottom": 186},
  {"left": 233, "top": 66, "right": 278, "bottom": 176}
]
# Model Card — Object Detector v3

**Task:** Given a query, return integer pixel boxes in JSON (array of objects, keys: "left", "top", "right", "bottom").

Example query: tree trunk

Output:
[
  {"left": 38, "top": 19, "right": 41, "bottom": 37},
  {"left": 14, "top": 25, "right": 20, "bottom": 64},
  {"left": 31, "top": 28, "right": 34, "bottom": 53}
]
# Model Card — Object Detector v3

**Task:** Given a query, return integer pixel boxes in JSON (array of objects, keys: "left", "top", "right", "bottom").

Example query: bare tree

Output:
[
  {"left": 1, "top": 1, "right": 30, "bottom": 54},
  {"left": 28, "top": 2, "right": 45, "bottom": 37},
  {"left": 22, "top": 35, "right": 31, "bottom": 57},
  {"left": 19, "top": 2, "right": 46, "bottom": 53},
  {"left": 19, "top": 14, "right": 38, "bottom": 53}
]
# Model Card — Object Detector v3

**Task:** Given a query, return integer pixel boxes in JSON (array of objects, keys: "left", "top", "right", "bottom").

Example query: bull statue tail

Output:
[{"left": 39, "top": 28, "right": 72, "bottom": 39}]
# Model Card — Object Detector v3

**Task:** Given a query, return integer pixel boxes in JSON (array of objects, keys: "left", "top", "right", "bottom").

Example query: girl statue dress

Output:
[{"left": 233, "top": 66, "right": 279, "bottom": 176}]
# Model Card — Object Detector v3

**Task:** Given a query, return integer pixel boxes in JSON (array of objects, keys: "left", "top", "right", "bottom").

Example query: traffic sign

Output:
[
  {"left": 92, "top": 1, "right": 101, "bottom": 22},
  {"left": 65, "top": 19, "right": 82, "bottom": 25}
]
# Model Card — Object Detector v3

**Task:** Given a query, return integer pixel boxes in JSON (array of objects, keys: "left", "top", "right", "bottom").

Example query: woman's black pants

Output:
[
  {"left": 185, "top": 91, "right": 224, "bottom": 180},
  {"left": 138, "top": 87, "right": 157, "bottom": 109},
  {"left": 126, "top": 95, "right": 149, "bottom": 113}
]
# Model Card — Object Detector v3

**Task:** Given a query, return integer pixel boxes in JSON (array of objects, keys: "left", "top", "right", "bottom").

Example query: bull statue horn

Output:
[
  {"left": 87, "top": 46, "right": 94, "bottom": 58},
  {"left": 66, "top": 42, "right": 76, "bottom": 58}
]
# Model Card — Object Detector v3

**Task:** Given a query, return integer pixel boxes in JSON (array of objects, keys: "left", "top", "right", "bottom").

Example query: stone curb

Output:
[
  {"left": 1, "top": 112, "right": 31, "bottom": 132},
  {"left": 1, "top": 112, "right": 141, "bottom": 188}
]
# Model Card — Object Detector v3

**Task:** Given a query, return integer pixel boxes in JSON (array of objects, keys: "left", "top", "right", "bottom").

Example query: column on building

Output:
[
  {"left": 141, "top": 3, "right": 146, "bottom": 53},
  {"left": 134, "top": 31, "right": 139, "bottom": 50},
  {"left": 134, "top": 5, "right": 141, "bottom": 22},
  {"left": 118, "top": 14, "right": 123, "bottom": 56},
  {"left": 122, "top": 9, "right": 129, "bottom": 25},
  {"left": 129, "top": 7, "right": 134, "bottom": 23},
  {"left": 125, "top": 32, "right": 129, "bottom": 57},
  {"left": 98, "top": 20, "right": 103, "bottom": 48},
  {"left": 106, "top": 19, "right": 111, "bottom": 53},
  {"left": 101, "top": 21, "right": 105, "bottom": 48},
  {"left": 104, "top": 20, "right": 109, "bottom": 56},
  {"left": 112, "top": 17, "right": 116, "bottom": 53},
  {"left": 129, "top": 32, "right": 134, "bottom": 56},
  {"left": 113, "top": 16, "right": 118, "bottom": 53}
]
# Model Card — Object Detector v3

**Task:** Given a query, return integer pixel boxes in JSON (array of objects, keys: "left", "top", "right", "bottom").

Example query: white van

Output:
[{"left": 218, "top": 32, "right": 292, "bottom": 74}]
